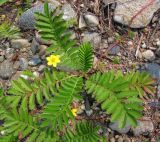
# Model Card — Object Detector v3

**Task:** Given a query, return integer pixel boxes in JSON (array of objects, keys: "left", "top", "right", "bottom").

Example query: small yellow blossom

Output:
[
  {"left": 71, "top": 108, "right": 78, "bottom": 117},
  {"left": 46, "top": 55, "right": 60, "bottom": 67}
]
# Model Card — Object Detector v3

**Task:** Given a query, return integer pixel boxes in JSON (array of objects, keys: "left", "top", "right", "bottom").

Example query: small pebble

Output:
[
  {"left": 84, "top": 14, "right": 99, "bottom": 27},
  {"left": 33, "top": 71, "right": 39, "bottom": 77},
  {"left": 108, "top": 37, "right": 114, "bottom": 44},
  {"left": 38, "top": 65, "right": 46, "bottom": 73},
  {"left": 29, "top": 55, "right": 41, "bottom": 66},
  {"left": 20, "top": 74, "right": 29, "bottom": 80},
  {"left": 31, "top": 38, "right": 40, "bottom": 54},
  {"left": 85, "top": 109, "right": 93, "bottom": 116},
  {"left": 0, "top": 56, "right": 4, "bottom": 62},
  {"left": 142, "top": 50, "right": 155, "bottom": 61},
  {"left": 19, "top": 58, "right": 28, "bottom": 70},
  {"left": 141, "top": 42, "right": 147, "bottom": 48}
]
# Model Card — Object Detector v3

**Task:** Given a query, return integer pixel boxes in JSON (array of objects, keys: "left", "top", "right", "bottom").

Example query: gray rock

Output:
[
  {"left": 109, "top": 121, "right": 130, "bottom": 134},
  {"left": 141, "top": 43, "right": 147, "bottom": 49},
  {"left": 108, "top": 37, "right": 114, "bottom": 44},
  {"left": 19, "top": 58, "right": 28, "bottom": 70},
  {"left": 108, "top": 45, "right": 121, "bottom": 55},
  {"left": 38, "top": 65, "right": 46, "bottom": 72},
  {"left": 82, "top": 32, "right": 101, "bottom": 48},
  {"left": 85, "top": 109, "right": 93, "bottom": 116},
  {"left": 144, "top": 63, "right": 160, "bottom": 83},
  {"left": 29, "top": 55, "right": 41, "bottom": 66},
  {"left": 5, "top": 48, "right": 15, "bottom": 59},
  {"left": 114, "top": 0, "right": 160, "bottom": 28},
  {"left": 62, "top": 4, "right": 76, "bottom": 21},
  {"left": 142, "top": 50, "right": 155, "bottom": 61},
  {"left": 156, "top": 47, "right": 160, "bottom": 57},
  {"left": 0, "top": 60, "right": 15, "bottom": 79},
  {"left": 132, "top": 120, "right": 154, "bottom": 136},
  {"left": 0, "top": 56, "right": 4, "bottom": 62},
  {"left": 31, "top": 38, "right": 40, "bottom": 54},
  {"left": 103, "top": 0, "right": 116, "bottom": 5},
  {"left": 11, "top": 39, "right": 30, "bottom": 49},
  {"left": 19, "top": 3, "right": 56, "bottom": 29},
  {"left": 84, "top": 14, "right": 99, "bottom": 27}
]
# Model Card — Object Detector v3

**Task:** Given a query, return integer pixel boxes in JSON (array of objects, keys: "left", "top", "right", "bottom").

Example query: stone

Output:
[
  {"left": 144, "top": 63, "right": 160, "bottom": 84},
  {"left": 38, "top": 65, "right": 46, "bottom": 73},
  {"left": 19, "top": 58, "right": 28, "bottom": 70},
  {"left": 103, "top": 0, "right": 116, "bottom": 5},
  {"left": 62, "top": 4, "right": 76, "bottom": 21},
  {"left": 31, "top": 38, "right": 40, "bottom": 54},
  {"left": 156, "top": 39, "right": 160, "bottom": 47},
  {"left": 39, "top": 45, "right": 47, "bottom": 56},
  {"left": 132, "top": 120, "right": 154, "bottom": 136},
  {"left": 109, "top": 121, "right": 130, "bottom": 134},
  {"left": 142, "top": 50, "right": 155, "bottom": 61},
  {"left": 29, "top": 55, "right": 41, "bottom": 66},
  {"left": 5, "top": 48, "right": 15, "bottom": 59},
  {"left": 11, "top": 39, "right": 30, "bottom": 49},
  {"left": 141, "top": 42, "right": 147, "bottom": 48},
  {"left": 108, "top": 37, "right": 114, "bottom": 44},
  {"left": 79, "top": 15, "right": 86, "bottom": 28},
  {"left": 114, "top": 0, "right": 160, "bottom": 28},
  {"left": 0, "top": 60, "right": 15, "bottom": 79},
  {"left": 82, "top": 32, "right": 101, "bottom": 48},
  {"left": 35, "top": 32, "right": 53, "bottom": 45},
  {"left": 0, "top": 56, "right": 4, "bottom": 62},
  {"left": 19, "top": 3, "right": 56, "bottom": 29},
  {"left": 108, "top": 45, "right": 121, "bottom": 55},
  {"left": 85, "top": 109, "right": 93, "bottom": 116},
  {"left": 84, "top": 14, "right": 99, "bottom": 27},
  {"left": 156, "top": 47, "right": 160, "bottom": 57}
]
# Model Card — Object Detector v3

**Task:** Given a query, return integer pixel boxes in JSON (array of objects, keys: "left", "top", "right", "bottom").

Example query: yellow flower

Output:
[
  {"left": 71, "top": 108, "right": 78, "bottom": 117},
  {"left": 46, "top": 55, "right": 60, "bottom": 67}
]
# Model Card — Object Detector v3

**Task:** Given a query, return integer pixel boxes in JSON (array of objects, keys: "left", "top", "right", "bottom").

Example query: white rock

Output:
[
  {"left": 141, "top": 43, "right": 147, "bottom": 48},
  {"left": 142, "top": 50, "right": 155, "bottom": 61},
  {"left": 62, "top": 4, "right": 76, "bottom": 20},
  {"left": 156, "top": 40, "right": 160, "bottom": 47},
  {"left": 114, "top": 0, "right": 160, "bottom": 28},
  {"left": 84, "top": 14, "right": 99, "bottom": 27},
  {"left": 79, "top": 15, "right": 87, "bottom": 28}
]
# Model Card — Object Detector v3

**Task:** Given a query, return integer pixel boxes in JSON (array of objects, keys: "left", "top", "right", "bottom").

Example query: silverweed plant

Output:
[{"left": 0, "top": 2, "right": 155, "bottom": 142}]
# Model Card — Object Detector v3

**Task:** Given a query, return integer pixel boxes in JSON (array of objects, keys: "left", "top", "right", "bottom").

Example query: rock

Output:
[
  {"left": 103, "top": 0, "right": 116, "bottom": 5},
  {"left": 84, "top": 14, "right": 99, "bottom": 27},
  {"left": 62, "top": 4, "right": 76, "bottom": 21},
  {"left": 29, "top": 55, "right": 41, "bottom": 66},
  {"left": 142, "top": 50, "right": 155, "bottom": 61},
  {"left": 0, "top": 56, "right": 4, "bottom": 62},
  {"left": 114, "top": 0, "right": 160, "bottom": 28},
  {"left": 132, "top": 120, "right": 154, "bottom": 136},
  {"left": 19, "top": 3, "right": 56, "bottom": 29},
  {"left": 108, "top": 45, "right": 121, "bottom": 55},
  {"left": 31, "top": 38, "right": 40, "bottom": 54},
  {"left": 156, "top": 39, "right": 160, "bottom": 47},
  {"left": 156, "top": 47, "right": 160, "bottom": 57},
  {"left": 33, "top": 71, "right": 39, "bottom": 77},
  {"left": 110, "top": 137, "right": 116, "bottom": 142},
  {"left": 144, "top": 63, "right": 160, "bottom": 83},
  {"left": 0, "top": 60, "right": 15, "bottom": 79},
  {"left": 39, "top": 45, "right": 47, "bottom": 56},
  {"left": 5, "top": 48, "right": 15, "bottom": 59},
  {"left": 109, "top": 122, "right": 130, "bottom": 134},
  {"left": 108, "top": 37, "right": 114, "bottom": 44},
  {"left": 38, "top": 65, "right": 46, "bottom": 73},
  {"left": 19, "top": 58, "right": 28, "bottom": 70},
  {"left": 141, "top": 42, "right": 147, "bottom": 49},
  {"left": 79, "top": 15, "right": 86, "bottom": 28},
  {"left": 82, "top": 32, "right": 101, "bottom": 48},
  {"left": 35, "top": 32, "right": 53, "bottom": 45},
  {"left": 85, "top": 109, "right": 93, "bottom": 116},
  {"left": 11, "top": 39, "right": 30, "bottom": 49}
]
